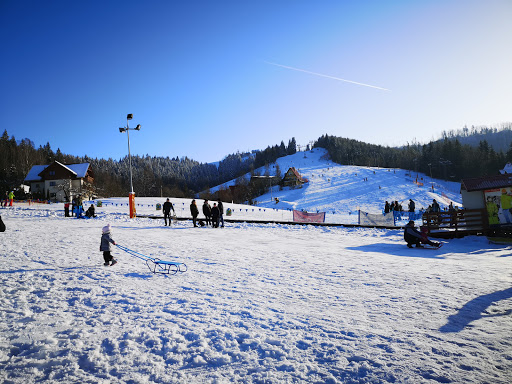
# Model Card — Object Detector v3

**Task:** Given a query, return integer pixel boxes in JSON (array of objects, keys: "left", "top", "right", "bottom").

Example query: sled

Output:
[
  {"left": 420, "top": 243, "right": 443, "bottom": 249},
  {"left": 146, "top": 259, "right": 187, "bottom": 275},
  {"left": 407, "top": 242, "right": 443, "bottom": 249},
  {"left": 116, "top": 244, "right": 187, "bottom": 275}
]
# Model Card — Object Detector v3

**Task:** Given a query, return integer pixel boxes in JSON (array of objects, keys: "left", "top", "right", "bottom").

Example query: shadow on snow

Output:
[
  {"left": 439, "top": 287, "right": 512, "bottom": 333},
  {"left": 346, "top": 243, "right": 446, "bottom": 259}
]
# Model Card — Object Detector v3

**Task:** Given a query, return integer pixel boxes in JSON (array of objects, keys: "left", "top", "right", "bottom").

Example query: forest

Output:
[
  {"left": 0, "top": 130, "right": 296, "bottom": 200},
  {"left": 1, "top": 125, "right": 511, "bottom": 201}
]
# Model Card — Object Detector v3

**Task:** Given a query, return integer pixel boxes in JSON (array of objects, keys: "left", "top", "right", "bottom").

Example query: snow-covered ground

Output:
[{"left": 1, "top": 155, "right": 511, "bottom": 383}]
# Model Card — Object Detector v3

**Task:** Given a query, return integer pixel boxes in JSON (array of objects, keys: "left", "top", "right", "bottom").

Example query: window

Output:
[
  {"left": 49, "top": 171, "right": 55, "bottom": 176},
  {"left": 50, "top": 182, "right": 56, "bottom": 186}
]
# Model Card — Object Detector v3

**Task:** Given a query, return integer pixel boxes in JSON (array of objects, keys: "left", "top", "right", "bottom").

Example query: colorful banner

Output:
[
  {"left": 293, "top": 210, "right": 325, "bottom": 223},
  {"left": 484, "top": 188, "right": 512, "bottom": 225}
]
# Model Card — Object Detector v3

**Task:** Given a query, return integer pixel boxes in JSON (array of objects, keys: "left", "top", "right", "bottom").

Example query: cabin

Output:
[
  {"left": 281, "top": 167, "right": 308, "bottom": 187},
  {"left": 24, "top": 161, "right": 94, "bottom": 202}
]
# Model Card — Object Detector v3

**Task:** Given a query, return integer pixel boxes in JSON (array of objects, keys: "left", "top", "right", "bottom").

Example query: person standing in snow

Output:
[
  {"left": 190, "top": 199, "right": 199, "bottom": 227},
  {"left": 202, "top": 199, "right": 212, "bottom": 226},
  {"left": 211, "top": 203, "right": 220, "bottom": 228},
  {"left": 163, "top": 198, "right": 175, "bottom": 226},
  {"left": 218, "top": 199, "right": 225, "bottom": 228},
  {"left": 100, "top": 224, "right": 117, "bottom": 266},
  {"left": 408, "top": 199, "right": 415, "bottom": 220},
  {"left": 384, "top": 201, "right": 390, "bottom": 214},
  {"left": 8, "top": 191, "right": 14, "bottom": 207}
]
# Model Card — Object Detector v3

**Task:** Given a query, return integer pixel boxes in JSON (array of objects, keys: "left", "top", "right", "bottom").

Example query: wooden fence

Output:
[{"left": 422, "top": 209, "right": 488, "bottom": 238}]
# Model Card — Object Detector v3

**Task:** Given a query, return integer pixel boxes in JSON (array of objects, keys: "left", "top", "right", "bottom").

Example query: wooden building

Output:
[
  {"left": 24, "top": 161, "right": 94, "bottom": 202},
  {"left": 281, "top": 167, "right": 308, "bottom": 187}
]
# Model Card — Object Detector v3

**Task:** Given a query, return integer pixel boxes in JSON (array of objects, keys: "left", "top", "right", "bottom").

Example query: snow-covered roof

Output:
[
  {"left": 500, "top": 163, "right": 512, "bottom": 174},
  {"left": 24, "top": 165, "right": 47, "bottom": 181},
  {"left": 24, "top": 162, "right": 90, "bottom": 181},
  {"left": 67, "top": 163, "right": 89, "bottom": 178}
]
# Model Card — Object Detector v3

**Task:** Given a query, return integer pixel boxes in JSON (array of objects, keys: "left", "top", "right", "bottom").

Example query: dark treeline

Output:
[
  {"left": 314, "top": 132, "right": 511, "bottom": 181},
  {"left": 0, "top": 129, "right": 297, "bottom": 198}
]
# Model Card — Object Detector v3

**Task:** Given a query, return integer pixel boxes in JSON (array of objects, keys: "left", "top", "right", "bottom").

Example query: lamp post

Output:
[{"left": 119, "top": 113, "right": 141, "bottom": 218}]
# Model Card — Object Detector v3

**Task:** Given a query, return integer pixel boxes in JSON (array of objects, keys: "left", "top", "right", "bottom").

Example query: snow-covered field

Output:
[
  {"left": 1, "top": 155, "right": 511, "bottom": 383},
  {"left": 1, "top": 205, "right": 512, "bottom": 383}
]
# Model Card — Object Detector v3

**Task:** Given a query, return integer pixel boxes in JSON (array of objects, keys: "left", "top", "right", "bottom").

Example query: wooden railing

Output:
[{"left": 422, "top": 209, "right": 488, "bottom": 238}]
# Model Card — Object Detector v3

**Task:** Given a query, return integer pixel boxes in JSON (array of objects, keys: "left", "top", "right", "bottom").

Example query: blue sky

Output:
[{"left": 1, "top": 0, "right": 511, "bottom": 163}]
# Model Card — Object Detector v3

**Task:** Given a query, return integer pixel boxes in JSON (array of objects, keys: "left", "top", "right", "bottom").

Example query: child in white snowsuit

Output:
[{"left": 100, "top": 224, "right": 117, "bottom": 266}]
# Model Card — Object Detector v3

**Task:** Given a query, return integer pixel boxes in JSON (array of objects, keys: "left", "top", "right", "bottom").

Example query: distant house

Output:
[
  {"left": 24, "top": 161, "right": 94, "bottom": 202},
  {"left": 282, "top": 167, "right": 308, "bottom": 187}
]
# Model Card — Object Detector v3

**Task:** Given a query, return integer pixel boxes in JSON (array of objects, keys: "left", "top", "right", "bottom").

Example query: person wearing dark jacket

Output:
[
  {"left": 404, "top": 221, "right": 440, "bottom": 248},
  {"left": 211, "top": 203, "right": 220, "bottom": 228},
  {"left": 85, "top": 205, "right": 96, "bottom": 218},
  {"left": 190, "top": 199, "right": 199, "bottom": 227},
  {"left": 218, "top": 200, "right": 224, "bottom": 228},
  {"left": 202, "top": 200, "right": 212, "bottom": 226},
  {"left": 163, "top": 198, "right": 175, "bottom": 226}
]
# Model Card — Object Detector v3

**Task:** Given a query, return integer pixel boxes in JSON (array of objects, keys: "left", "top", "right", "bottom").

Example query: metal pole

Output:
[{"left": 126, "top": 118, "right": 134, "bottom": 193}]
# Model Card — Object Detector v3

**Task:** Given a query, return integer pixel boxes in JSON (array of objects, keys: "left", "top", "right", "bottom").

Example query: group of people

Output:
[
  {"left": 199, "top": 199, "right": 224, "bottom": 228},
  {"left": 1, "top": 191, "right": 14, "bottom": 207},
  {"left": 384, "top": 200, "right": 405, "bottom": 213},
  {"left": 163, "top": 198, "right": 225, "bottom": 228}
]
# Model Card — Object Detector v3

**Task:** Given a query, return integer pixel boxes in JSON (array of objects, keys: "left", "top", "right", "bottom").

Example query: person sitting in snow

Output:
[
  {"left": 85, "top": 205, "right": 96, "bottom": 218},
  {"left": 404, "top": 221, "right": 440, "bottom": 248},
  {"left": 100, "top": 224, "right": 117, "bottom": 266}
]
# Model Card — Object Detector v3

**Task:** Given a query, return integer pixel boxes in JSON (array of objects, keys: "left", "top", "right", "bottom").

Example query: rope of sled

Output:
[{"left": 115, "top": 244, "right": 187, "bottom": 275}]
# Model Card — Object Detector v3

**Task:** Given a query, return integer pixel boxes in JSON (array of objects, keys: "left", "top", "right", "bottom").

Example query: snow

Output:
[{"left": 1, "top": 155, "right": 512, "bottom": 383}]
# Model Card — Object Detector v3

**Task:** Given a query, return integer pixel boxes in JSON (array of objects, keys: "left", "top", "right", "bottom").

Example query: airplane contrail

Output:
[{"left": 264, "top": 61, "right": 390, "bottom": 91}]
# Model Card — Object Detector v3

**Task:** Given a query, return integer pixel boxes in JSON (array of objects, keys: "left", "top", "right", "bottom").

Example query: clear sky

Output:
[{"left": 1, "top": 0, "right": 511, "bottom": 163}]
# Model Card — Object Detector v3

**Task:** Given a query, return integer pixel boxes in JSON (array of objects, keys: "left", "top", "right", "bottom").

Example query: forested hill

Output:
[
  {"left": 2, "top": 124, "right": 512, "bottom": 198},
  {"left": 314, "top": 125, "right": 512, "bottom": 183},
  {"left": 439, "top": 123, "right": 512, "bottom": 153}
]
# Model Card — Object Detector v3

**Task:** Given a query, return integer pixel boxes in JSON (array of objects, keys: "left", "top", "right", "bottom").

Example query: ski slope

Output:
[{"left": 214, "top": 148, "right": 462, "bottom": 223}]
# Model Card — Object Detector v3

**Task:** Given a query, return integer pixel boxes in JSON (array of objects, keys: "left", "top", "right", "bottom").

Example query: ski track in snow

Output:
[{"left": 1, "top": 206, "right": 512, "bottom": 384}]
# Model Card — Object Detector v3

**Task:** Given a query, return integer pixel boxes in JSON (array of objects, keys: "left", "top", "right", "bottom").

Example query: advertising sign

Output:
[{"left": 484, "top": 188, "right": 512, "bottom": 225}]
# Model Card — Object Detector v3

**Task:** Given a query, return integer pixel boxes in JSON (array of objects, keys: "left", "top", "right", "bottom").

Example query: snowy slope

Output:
[{"left": 213, "top": 148, "right": 462, "bottom": 223}]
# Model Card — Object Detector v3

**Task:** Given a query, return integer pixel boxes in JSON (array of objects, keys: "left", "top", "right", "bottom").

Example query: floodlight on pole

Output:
[{"left": 119, "top": 113, "right": 141, "bottom": 218}]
